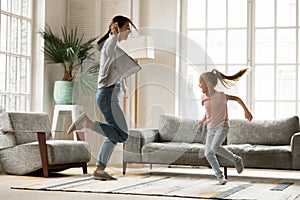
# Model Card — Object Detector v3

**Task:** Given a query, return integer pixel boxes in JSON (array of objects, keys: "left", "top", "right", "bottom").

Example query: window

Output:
[
  {"left": 183, "top": 0, "right": 299, "bottom": 120},
  {"left": 254, "top": 0, "right": 298, "bottom": 119},
  {"left": 0, "top": 0, "right": 32, "bottom": 112}
]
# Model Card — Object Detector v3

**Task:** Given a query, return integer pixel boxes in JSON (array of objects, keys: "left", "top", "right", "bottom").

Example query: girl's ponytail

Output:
[{"left": 212, "top": 68, "right": 249, "bottom": 88}]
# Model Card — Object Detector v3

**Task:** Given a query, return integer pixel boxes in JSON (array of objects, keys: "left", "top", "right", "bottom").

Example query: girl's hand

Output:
[
  {"left": 245, "top": 110, "right": 253, "bottom": 121},
  {"left": 199, "top": 115, "right": 206, "bottom": 125},
  {"left": 0, "top": 129, "right": 14, "bottom": 134},
  {"left": 110, "top": 22, "right": 119, "bottom": 35}
]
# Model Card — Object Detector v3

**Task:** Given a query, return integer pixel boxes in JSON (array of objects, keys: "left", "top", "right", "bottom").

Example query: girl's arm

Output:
[
  {"left": 199, "top": 114, "right": 206, "bottom": 125},
  {"left": 227, "top": 95, "right": 253, "bottom": 121}
]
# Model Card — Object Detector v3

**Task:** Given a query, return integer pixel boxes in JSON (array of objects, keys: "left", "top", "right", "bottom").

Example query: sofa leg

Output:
[
  {"left": 123, "top": 161, "right": 127, "bottom": 175},
  {"left": 224, "top": 167, "right": 227, "bottom": 179},
  {"left": 82, "top": 164, "right": 88, "bottom": 174}
]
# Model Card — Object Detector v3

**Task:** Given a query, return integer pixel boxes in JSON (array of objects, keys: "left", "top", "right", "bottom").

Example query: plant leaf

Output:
[{"left": 39, "top": 24, "right": 98, "bottom": 81}]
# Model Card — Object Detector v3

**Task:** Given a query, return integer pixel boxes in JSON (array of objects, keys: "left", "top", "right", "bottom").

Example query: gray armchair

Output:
[{"left": 0, "top": 112, "right": 91, "bottom": 177}]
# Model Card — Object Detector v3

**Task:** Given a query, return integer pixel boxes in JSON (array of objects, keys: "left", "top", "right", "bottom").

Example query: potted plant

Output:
[{"left": 39, "top": 25, "right": 98, "bottom": 104}]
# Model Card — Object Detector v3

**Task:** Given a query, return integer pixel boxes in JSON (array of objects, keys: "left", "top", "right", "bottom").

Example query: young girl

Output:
[
  {"left": 198, "top": 69, "right": 253, "bottom": 185},
  {"left": 67, "top": 15, "right": 140, "bottom": 180}
]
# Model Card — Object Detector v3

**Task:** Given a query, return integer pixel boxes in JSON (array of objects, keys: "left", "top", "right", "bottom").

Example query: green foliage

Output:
[
  {"left": 75, "top": 61, "right": 99, "bottom": 96},
  {"left": 39, "top": 25, "right": 99, "bottom": 96},
  {"left": 39, "top": 25, "right": 97, "bottom": 81}
]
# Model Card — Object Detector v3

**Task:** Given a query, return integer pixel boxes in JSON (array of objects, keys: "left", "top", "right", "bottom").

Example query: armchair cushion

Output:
[
  {"left": 0, "top": 140, "right": 91, "bottom": 175},
  {"left": 46, "top": 140, "right": 91, "bottom": 164},
  {"left": 8, "top": 112, "right": 53, "bottom": 145},
  {"left": 0, "top": 143, "right": 42, "bottom": 175},
  {"left": 0, "top": 112, "right": 15, "bottom": 150},
  {"left": 0, "top": 112, "right": 91, "bottom": 177}
]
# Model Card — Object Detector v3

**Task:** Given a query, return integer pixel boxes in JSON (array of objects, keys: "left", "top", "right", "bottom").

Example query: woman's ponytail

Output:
[
  {"left": 97, "top": 30, "right": 110, "bottom": 51},
  {"left": 97, "top": 15, "right": 137, "bottom": 52}
]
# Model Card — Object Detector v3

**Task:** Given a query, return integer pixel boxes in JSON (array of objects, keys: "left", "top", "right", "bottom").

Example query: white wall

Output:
[
  {"left": 137, "top": 0, "right": 178, "bottom": 128},
  {"left": 140, "top": 0, "right": 177, "bottom": 30}
]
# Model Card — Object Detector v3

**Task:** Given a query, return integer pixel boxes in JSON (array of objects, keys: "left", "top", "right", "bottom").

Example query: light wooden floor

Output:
[{"left": 1, "top": 165, "right": 300, "bottom": 200}]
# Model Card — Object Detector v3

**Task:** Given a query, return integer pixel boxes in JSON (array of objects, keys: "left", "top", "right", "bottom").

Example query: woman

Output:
[{"left": 67, "top": 15, "right": 140, "bottom": 180}]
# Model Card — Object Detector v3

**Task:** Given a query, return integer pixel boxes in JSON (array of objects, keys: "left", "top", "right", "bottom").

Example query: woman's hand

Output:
[{"left": 110, "top": 22, "right": 119, "bottom": 35}]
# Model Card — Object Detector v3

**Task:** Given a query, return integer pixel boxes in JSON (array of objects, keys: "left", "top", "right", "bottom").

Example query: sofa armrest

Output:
[
  {"left": 291, "top": 132, "right": 300, "bottom": 169},
  {"left": 291, "top": 132, "right": 300, "bottom": 151},
  {"left": 124, "top": 128, "right": 159, "bottom": 154}
]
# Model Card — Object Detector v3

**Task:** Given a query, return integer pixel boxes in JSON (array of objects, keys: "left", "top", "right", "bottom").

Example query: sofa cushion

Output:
[
  {"left": 0, "top": 112, "right": 16, "bottom": 149},
  {"left": 8, "top": 112, "right": 53, "bottom": 145},
  {"left": 142, "top": 142, "right": 209, "bottom": 166},
  {"left": 158, "top": 114, "right": 207, "bottom": 143},
  {"left": 224, "top": 144, "right": 292, "bottom": 169},
  {"left": 228, "top": 116, "right": 299, "bottom": 145}
]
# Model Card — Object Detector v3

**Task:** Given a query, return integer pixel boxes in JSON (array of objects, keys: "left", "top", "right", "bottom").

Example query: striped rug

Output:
[{"left": 11, "top": 170, "right": 300, "bottom": 200}]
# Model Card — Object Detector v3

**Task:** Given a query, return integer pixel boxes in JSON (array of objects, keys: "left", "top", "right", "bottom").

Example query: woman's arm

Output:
[
  {"left": 227, "top": 95, "right": 253, "bottom": 121},
  {"left": 104, "top": 22, "right": 119, "bottom": 56}
]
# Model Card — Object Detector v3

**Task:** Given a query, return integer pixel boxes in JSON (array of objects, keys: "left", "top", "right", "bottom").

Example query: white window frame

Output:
[
  {"left": 180, "top": 0, "right": 300, "bottom": 120},
  {"left": 252, "top": 0, "right": 299, "bottom": 119},
  {"left": 0, "top": 0, "right": 33, "bottom": 112}
]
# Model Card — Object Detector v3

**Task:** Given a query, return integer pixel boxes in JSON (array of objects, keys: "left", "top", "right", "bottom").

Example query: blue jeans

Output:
[
  {"left": 204, "top": 124, "right": 237, "bottom": 178},
  {"left": 92, "top": 84, "right": 128, "bottom": 167}
]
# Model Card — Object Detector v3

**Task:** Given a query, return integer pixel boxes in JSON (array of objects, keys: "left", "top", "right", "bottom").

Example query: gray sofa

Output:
[
  {"left": 123, "top": 114, "right": 300, "bottom": 176},
  {"left": 0, "top": 112, "right": 91, "bottom": 177}
]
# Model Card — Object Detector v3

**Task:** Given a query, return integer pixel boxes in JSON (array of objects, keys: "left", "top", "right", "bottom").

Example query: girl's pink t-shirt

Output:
[{"left": 201, "top": 91, "right": 228, "bottom": 130}]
